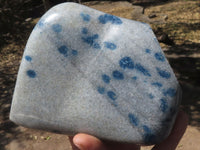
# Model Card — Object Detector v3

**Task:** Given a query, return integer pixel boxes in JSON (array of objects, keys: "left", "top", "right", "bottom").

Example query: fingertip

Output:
[
  {"left": 73, "top": 133, "right": 106, "bottom": 150},
  {"left": 69, "top": 135, "right": 80, "bottom": 150},
  {"left": 73, "top": 134, "right": 85, "bottom": 150}
]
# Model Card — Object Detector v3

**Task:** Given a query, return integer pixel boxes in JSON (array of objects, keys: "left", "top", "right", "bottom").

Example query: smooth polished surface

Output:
[{"left": 10, "top": 2, "right": 181, "bottom": 145}]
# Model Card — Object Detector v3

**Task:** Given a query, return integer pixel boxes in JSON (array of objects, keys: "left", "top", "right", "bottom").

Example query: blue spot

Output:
[
  {"left": 104, "top": 42, "right": 117, "bottom": 50},
  {"left": 143, "top": 125, "right": 152, "bottom": 134},
  {"left": 82, "top": 34, "right": 101, "bottom": 49},
  {"left": 93, "top": 43, "right": 101, "bottom": 49},
  {"left": 142, "top": 125, "right": 156, "bottom": 144},
  {"left": 135, "top": 63, "right": 151, "bottom": 77},
  {"left": 128, "top": 113, "right": 139, "bottom": 126},
  {"left": 144, "top": 134, "right": 156, "bottom": 144},
  {"left": 156, "top": 68, "right": 171, "bottom": 79},
  {"left": 82, "top": 27, "right": 88, "bottom": 34},
  {"left": 25, "top": 55, "right": 32, "bottom": 62},
  {"left": 58, "top": 45, "right": 68, "bottom": 57},
  {"left": 160, "top": 98, "right": 168, "bottom": 113},
  {"left": 155, "top": 52, "right": 165, "bottom": 62},
  {"left": 80, "top": 13, "right": 91, "bottom": 22},
  {"left": 162, "top": 107, "right": 177, "bottom": 124},
  {"left": 37, "top": 20, "right": 44, "bottom": 27},
  {"left": 72, "top": 50, "right": 78, "bottom": 56},
  {"left": 119, "top": 57, "right": 134, "bottom": 69},
  {"left": 102, "top": 74, "right": 111, "bottom": 84},
  {"left": 151, "top": 82, "right": 163, "bottom": 88},
  {"left": 132, "top": 76, "right": 137, "bottom": 80},
  {"left": 98, "top": 14, "right": 122, "bottom": 25},
  {"left": 163, "top": 88, "right": 176, "bottom": 97},
  {"left": 107, "top": 91, "right": 117, "bottom": 101},
  {"left": 112, "top": 70, "right": 124, "bottom": 80},
  {"left": 145, "top": 49, "right": 151, "bottom": 53},
  {"left": 27, "top": 70, "right": 36, "bottom": 78},
  {"left": 148, "top": 93, "right": 154, "bottom": 99},
  {"left": 97, "top": 86, "right": 105, "bottom": 94},
  {"left": 52, "top": 24, "right": 62, "bottom": 33}
]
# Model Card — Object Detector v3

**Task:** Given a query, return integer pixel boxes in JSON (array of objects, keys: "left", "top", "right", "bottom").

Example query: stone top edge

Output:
[{"left": 46, "top": 2, "right": 150, "bottom": 27}]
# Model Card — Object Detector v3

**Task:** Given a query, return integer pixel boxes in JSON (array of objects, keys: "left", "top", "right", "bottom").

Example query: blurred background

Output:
[{"left": 0, "top": 0, "right": 200, "bottom": 149}]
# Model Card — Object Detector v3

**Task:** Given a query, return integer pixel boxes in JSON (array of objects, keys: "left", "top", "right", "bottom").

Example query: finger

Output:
[
  {"left": 152, "top": 110, "right": 188, "bottom": 150},
  {"left": 71, "top": 133, "right": 140, "bottom": 150},
  {"left": 73, "top": 133, "right": 140, "bottom": 150},
  {"left": 69, "top": 136, "right": 80, "bottom": 150},
  {"left": 72, "top": 133, "right": 106, "bottom": 150}
]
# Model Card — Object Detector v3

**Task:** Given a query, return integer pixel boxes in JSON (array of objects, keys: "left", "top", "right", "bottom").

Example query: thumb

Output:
[{"left": 71, "top": 133, "right": 106, "bottom": 150}]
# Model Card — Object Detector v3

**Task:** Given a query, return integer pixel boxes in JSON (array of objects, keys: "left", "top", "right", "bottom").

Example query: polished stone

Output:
[{"left": 10, "top": 2, "right": 181, "bottom": 145}]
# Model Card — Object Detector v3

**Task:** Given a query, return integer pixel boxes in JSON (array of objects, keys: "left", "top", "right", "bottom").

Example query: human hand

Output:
[{"left": 69, "top": 110, "right": 188, "bottom": 150}]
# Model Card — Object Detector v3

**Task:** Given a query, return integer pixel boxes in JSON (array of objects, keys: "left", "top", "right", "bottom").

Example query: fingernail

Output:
[
  {"left": 73, "top": 138, "right": 84, "bottom": 150},
  {"left": 74, "top": 144, "right": 82, "bottom": 150}
]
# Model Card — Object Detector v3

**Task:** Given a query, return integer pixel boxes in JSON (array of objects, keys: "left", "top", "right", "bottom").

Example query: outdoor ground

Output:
[{"left": 0, "top": 0, "right": 200, "bottom": 150}]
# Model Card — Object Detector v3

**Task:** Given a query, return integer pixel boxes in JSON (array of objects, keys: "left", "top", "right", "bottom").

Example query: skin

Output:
[{"left": 69, "top": 110, "right": 188, "bottom": 150}]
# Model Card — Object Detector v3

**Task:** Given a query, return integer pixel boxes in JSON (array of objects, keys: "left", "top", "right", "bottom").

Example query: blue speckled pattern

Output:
[{"left": 10, "top": 2, "right": 181, "bottom": 145}]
